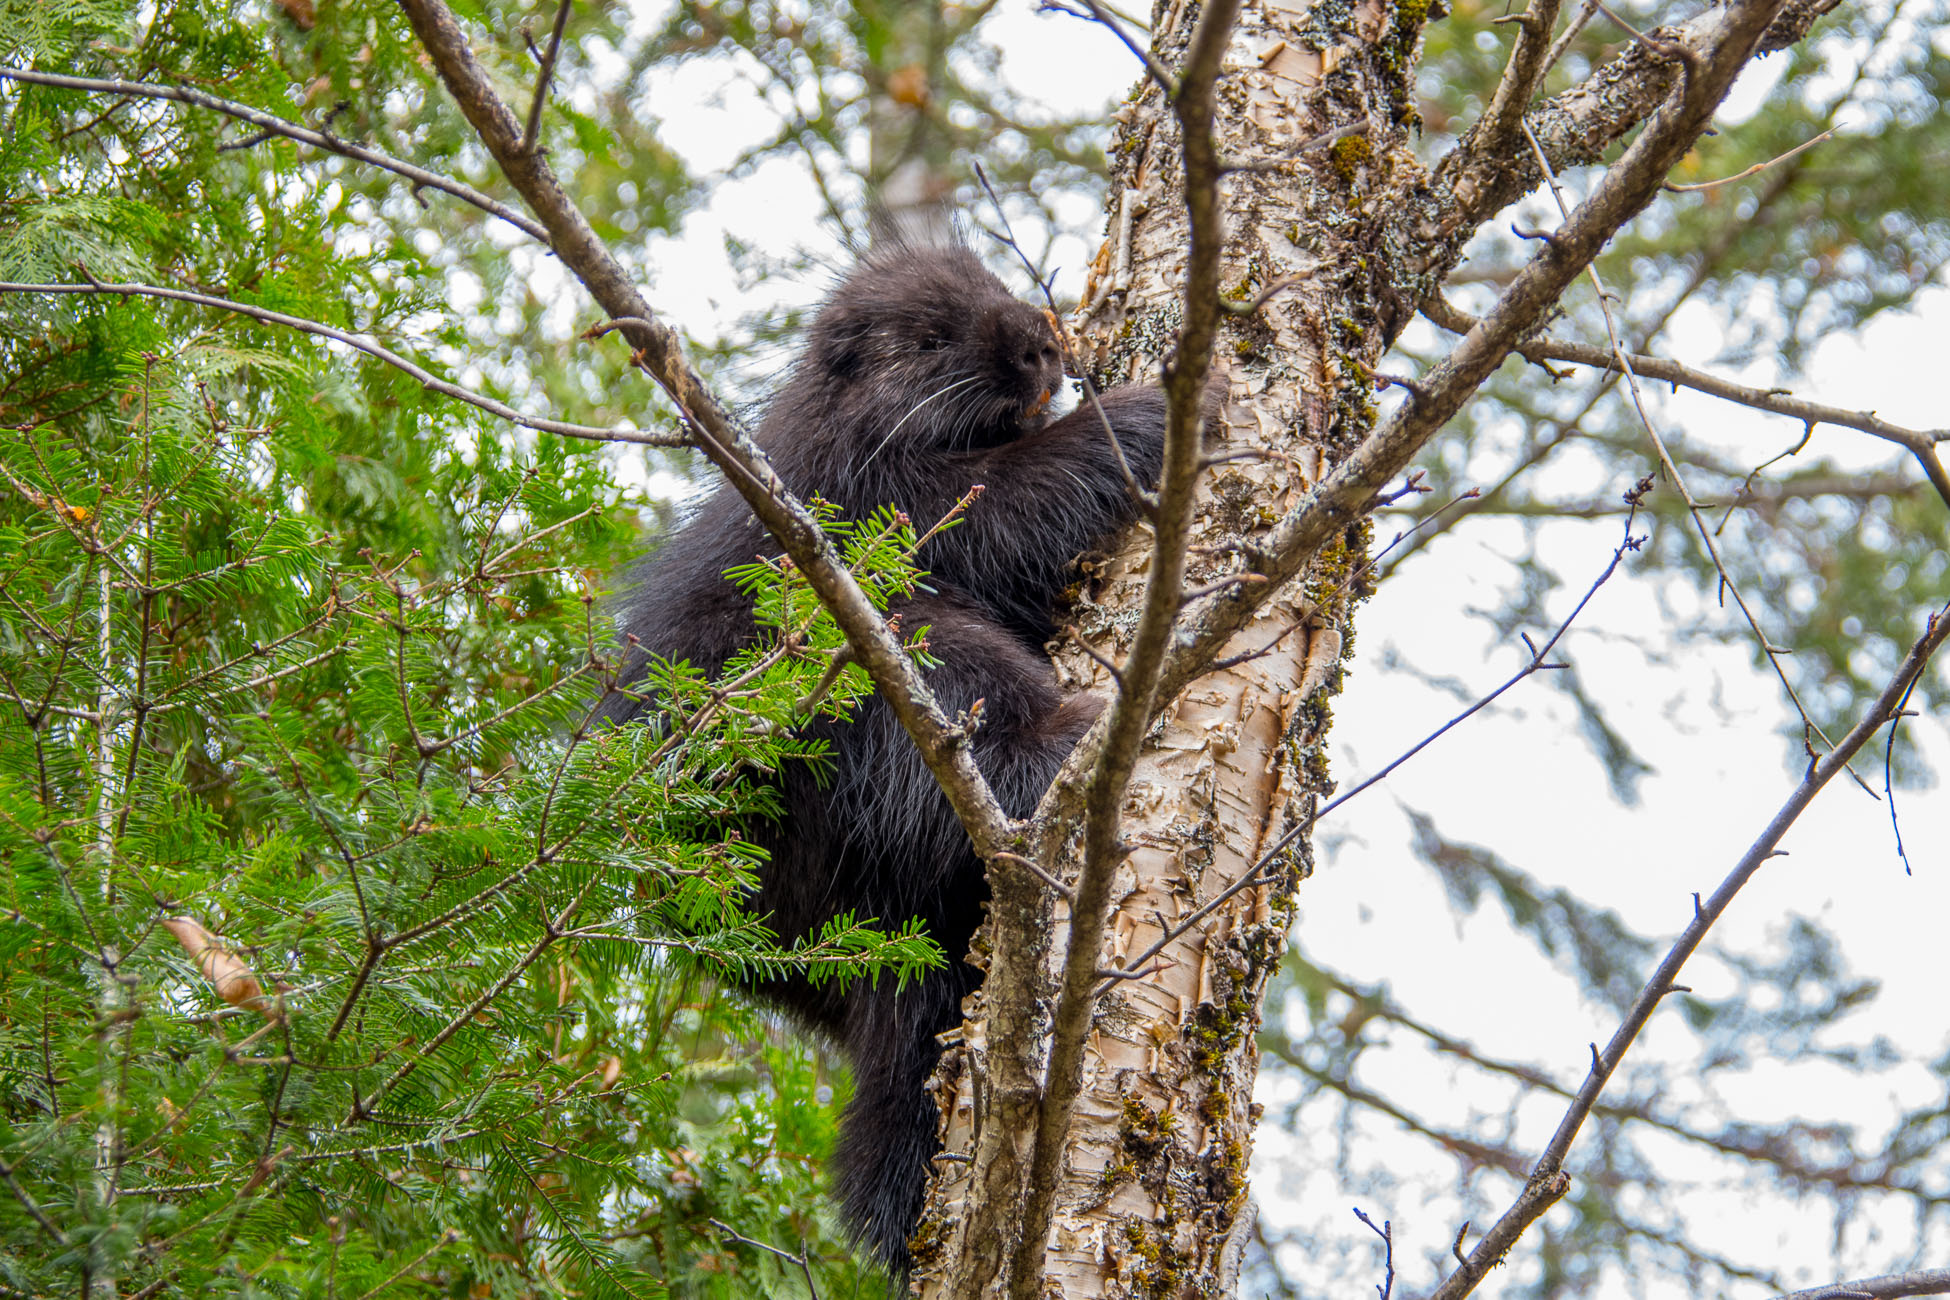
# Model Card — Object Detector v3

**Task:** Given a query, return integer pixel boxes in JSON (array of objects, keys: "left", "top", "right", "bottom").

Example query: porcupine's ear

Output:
[{"left": 806, "top": 298, "right": 870, "bottom": 381}]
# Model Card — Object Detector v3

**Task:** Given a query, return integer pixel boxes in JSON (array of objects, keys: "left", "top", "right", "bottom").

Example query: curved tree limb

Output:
[
  {"left": 1431, "top": 600, "right": 1950, "bottom": 1300},
  {"left": 391, "top": 0, "right": 1015, "bottom": 855}
]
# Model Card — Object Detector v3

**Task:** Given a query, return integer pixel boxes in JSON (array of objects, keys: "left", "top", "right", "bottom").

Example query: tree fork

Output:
[
  {"left": 915, "top": 0, "right": 1807, "bottom": 1291},
  {"left": 916, "top": 0, "right": 1408, "bottom": 1292}
]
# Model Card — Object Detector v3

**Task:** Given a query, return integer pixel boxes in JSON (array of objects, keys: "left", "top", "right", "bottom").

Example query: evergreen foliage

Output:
[
  {"left": 0, "top": 5, "right": 948, "bottom": 1294},
  {"left": 3, "top": 0, "right": 1948, "bottom": 1295},
  {"left": 0, "top": 300, "right": 944, "bottom": 1295}
]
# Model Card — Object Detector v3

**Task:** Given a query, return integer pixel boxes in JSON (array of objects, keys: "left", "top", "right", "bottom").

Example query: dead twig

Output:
[{"left": 520, "top": 0, "right": 575, "bottom": 156}]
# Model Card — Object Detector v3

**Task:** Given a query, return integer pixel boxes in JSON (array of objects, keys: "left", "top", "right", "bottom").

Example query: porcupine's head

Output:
[{"left": 799, "top": 242, "right": 1064, "bottom": 463}]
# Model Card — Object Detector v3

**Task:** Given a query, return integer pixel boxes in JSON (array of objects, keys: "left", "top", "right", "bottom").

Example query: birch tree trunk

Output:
[
  {"left": 397, "top": 0, "right": 1840, "bottom": 1291},
  {"left": 912, "top": 0, "right": 1830, "bottom": 1283},
  {"left": 915, "top": 1, "right": 1415, "bottom": 1294}
]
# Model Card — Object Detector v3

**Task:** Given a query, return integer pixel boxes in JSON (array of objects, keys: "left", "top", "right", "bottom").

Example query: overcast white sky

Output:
[{"left": 617, "top": 5, "right": 1950, "bottom": 1292}]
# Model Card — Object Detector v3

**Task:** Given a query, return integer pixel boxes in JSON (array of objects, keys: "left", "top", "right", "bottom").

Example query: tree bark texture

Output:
[
  {"left": 911, "top": 0, "right": 1825, "bottom": 1285},
  {"left": 393, "top": 0, "right": 1826, "bottom": 1285},
  {"left": 915, "top": 0, "right": 1426, "bottom": 1294}
]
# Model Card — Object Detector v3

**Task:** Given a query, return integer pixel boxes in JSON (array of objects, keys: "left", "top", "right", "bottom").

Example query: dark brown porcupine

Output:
[{"left": 606, "top": 241, "right": 1204, "bottom": 1275}]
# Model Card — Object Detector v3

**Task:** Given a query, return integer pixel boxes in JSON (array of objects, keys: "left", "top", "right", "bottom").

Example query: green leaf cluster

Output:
[{"left": 0, "top": 1, "right": 956, "bottom": 1294}]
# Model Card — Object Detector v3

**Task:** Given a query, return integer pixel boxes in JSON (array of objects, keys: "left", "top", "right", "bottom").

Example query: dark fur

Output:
[{"left": 607, "top": 244, "right": 1187, "bottom": 1273}]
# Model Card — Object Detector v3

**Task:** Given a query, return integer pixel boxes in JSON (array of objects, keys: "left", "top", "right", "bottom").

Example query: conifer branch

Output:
[{"left": 0, "top": 68, "right": 550, "bottom": 242}]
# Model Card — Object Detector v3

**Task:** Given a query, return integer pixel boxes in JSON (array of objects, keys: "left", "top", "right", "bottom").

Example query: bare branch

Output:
[
  {"left": 1009, "top": 4, "right": 1240, "bottom": 1291},
  {"left": 1666, "top": 125, "right": 1837, "bottom": 191},
  {"left": 1380, "top": 473, "right": 1925, "bottom": 520},
  {"left": 1773, "top": 1269, "right": 1950, "bottom": 1300},
  {"left": 520, "top": 0, "right": 575, "bottom": 156},
  {"left": 989, "top": 850, "right": 1076, "bottom": 900},
  {"left": 0, "top": 68, "right": 548, "bottom": 242},
  {"left": 1429, "top": 603, "right": 1950, "bottom": 1300},
  {"left": 1152, "top": 0, "right": 1798, "bottom": 709},
  {"left": 1884, "top": 674, "right": 1923, "bottom": 877},
  {"left": 708, "top": 1220, "right": 823, "bottom": 1300},
  {"left": 1422, "top": 294, "right": 1950, "bottom": 511},
  {"left": 1592, "top": 0, "right": 1701, "bottom": 69},
  {"left": 393, "top": 0, "right": 1014, "bottom": 855},
  {"left": 1353, "top": 1209, "right": 1396, "bottom": 1300},
  {"left": 0, "top": 280, "right": 683, "bottom": 447}
]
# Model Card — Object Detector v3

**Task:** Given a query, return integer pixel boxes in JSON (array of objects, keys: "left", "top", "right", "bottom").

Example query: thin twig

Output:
[
  {"left": 1203, "top": 486, "right": 1477, "bottom": 677},
  {"left": 1313, "top": 961, "right": 1950, "bottom": 1200},
  {"left": 1430, "top": 0, "right": 1848, "bottom": 250},
  {"left": 1592, "top": 0, "right": 1696, "bottom": 67},
  {"left": 0, "top": 69, "right": 548, "bottom": 242},
  {"left": 0, "top": 281, "right": 685, "bottom": 447},
  {"left": 1064, "top": 624, "right": 1127, "bottom": 690},
  {"left": 1515, "top": 118, "right": 1876, "bottom": 795},
  {"left": 520, "top": 0, "right": 574, "bottom": 156},
  {"left": 349, "top": 863, "right": 607, "bottom": 1122},
  {"left": 1883, "top": 675, "right": 1921, "bottom": 876},
  {"left": 1353, "top": 1208, "right": 1395, "bottom": 1300},
  {"left": 1666, "top": 125, "right": 1837, "bottom": 191},
  {"left": 989, "top": 851, "right": 1076, "bottom": 900},
  {"left": 1406, "top": 18, "right": 1912, "bottom": 561},
  {"left": 708, "top": 1219, "right": 822, "bottom": 1300}
]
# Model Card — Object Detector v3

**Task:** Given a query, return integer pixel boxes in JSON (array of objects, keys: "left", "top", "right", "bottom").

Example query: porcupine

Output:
[{"left": 606, "top": 239, "right": 1218, "bottom": 1273}]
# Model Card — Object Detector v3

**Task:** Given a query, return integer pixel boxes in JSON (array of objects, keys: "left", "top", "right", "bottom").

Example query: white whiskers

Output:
[{"left": 856, "top": 373, "right": 984, "bottom": 473}]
